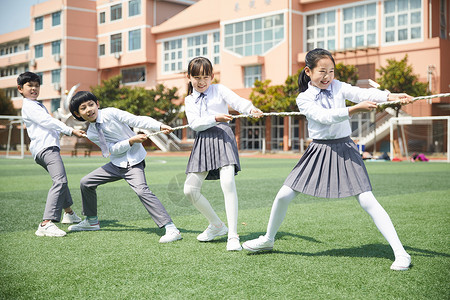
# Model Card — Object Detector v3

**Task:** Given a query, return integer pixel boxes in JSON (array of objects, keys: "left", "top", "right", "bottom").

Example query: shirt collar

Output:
[
  {"left": 308, "top": 82, "right": 332, "bottom": 95},
  {"left": 192, "top": 86, "right": 211, "bottom": 99},
  {"left": 94, "top": 109, "right": 103, "bottom": 124}
]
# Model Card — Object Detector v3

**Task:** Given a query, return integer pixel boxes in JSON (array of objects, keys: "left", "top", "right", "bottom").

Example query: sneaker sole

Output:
[
  {"left": 197, "top": 227, "right": 228, "bottom": 242},
  {"left": 390, "top": 265, "right": 410, "bottom": 271},
  {"left": 35, "top": 230, "right": 66, "bottom": 237},
  {"left": 227, "top": 246, "right": 243, "bottom": 251},
  {"left": 242, "top": 243, "right": 273, "bottom": 252},
  {"left": 159, "top": 235, "right": 183, "bottom": 244},
  {"left": 61, "top": 220, "right": 81, "bottom": 224}
]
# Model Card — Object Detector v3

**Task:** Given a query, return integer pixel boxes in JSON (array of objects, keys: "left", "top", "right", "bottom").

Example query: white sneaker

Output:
[
  {"left": 197, "top": 223, "right": 228, "bottom": 242},
  {"left": 68, "top": 218, "right": 100, "bottom": 231},
  {"left": 242, "top": 235, "right": 274, "bottom": 252},
  {"left": 35, "top": 221, "right": 66, "bottom": 237},
  {"left": 61, "top": 211, "right": 82, "bottom": 224},
  {"left": 227, "top": 237, "right": 242, "bottom": 251},
  {"left": 390, "top": 254, "right": 411, "bottom": 271},
  {"left": 159, "top": 230, "right": 182, "bottom": 243}
]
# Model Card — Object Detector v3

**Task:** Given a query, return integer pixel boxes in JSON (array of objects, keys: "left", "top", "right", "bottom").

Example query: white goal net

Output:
[
  {"left": 0, "top": 116, "right": 25, "bottom": 159},
  {"left": 389, "top": 116, "right": 450, "bottom": 162}
]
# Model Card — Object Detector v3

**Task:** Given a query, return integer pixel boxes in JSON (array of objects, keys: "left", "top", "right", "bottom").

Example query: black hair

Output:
[
  {"left": 17, "top": 71, "right": 41, "bottom": 87},
  {"left": 69, "top": 91, "right": 98, "bottom": 121},
  {"left": 187, "top": 57, "right": 213, "bottom": 95},
  {"left": 298, "top": 48, "right": 336, "bottom": 92}
]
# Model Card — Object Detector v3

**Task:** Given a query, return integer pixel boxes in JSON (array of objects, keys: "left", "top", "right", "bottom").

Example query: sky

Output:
[{"left": 0, "top": 0, "right": 42, "bottom": 35}]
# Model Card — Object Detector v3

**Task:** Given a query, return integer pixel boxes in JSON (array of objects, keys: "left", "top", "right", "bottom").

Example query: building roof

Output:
[
  {"left": 152, "top": 0, "right": 220, "bottom": 34},
  {"left": 0, "top": 28, "right": 29, "bottom": 44}
]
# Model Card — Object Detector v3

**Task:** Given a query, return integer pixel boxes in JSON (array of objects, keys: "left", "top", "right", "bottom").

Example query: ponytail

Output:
[{"left": 298, "top": 68, "right": 310, "bottom": 93}]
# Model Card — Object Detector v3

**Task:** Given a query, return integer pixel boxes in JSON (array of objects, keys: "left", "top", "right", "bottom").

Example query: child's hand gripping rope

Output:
[{"left": 144, "top": 93, "right": 450, "bottom": 137}]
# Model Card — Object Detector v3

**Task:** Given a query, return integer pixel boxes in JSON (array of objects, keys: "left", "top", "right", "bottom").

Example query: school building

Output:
[{"left": 1, "top": 0, "right": 449, "bottom": 154}]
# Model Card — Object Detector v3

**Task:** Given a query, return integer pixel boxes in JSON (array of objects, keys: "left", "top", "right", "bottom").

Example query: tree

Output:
[
  {"left": 91, "top": 75, "right": 181, "bottom": 125},
  {"left": 0, "top": 89, "right": 16, "bottom": 115},
  {"left": 335, "top": 63, "right": 358, "bottom": 85},
  {"left": 377, "top": 55, "right": 429, "bottom": 96},
  {"left": 376, "top": 55, "right": 429, "bottom": 113},
  {"left": 249, "top": 69, "right": 301, "bottom": 113}
]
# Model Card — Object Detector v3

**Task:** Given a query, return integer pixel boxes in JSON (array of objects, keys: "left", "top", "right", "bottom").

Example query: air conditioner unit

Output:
[
  {"left": 30, "top": 59, "right": 36, "bottom": 67},
  {"left": 114, "top": 52, "right": 121, "bottom": 59},
  {"left": 53, "top": 54, "right": 61, "bottom": 63},
  {"left": 53, "top": 83, "right": 61, "bottom": 91}
]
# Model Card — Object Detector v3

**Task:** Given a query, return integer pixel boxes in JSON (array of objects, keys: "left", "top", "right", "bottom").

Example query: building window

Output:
[
  {"left": 163, "top": 39, "right": 183, "bottom": 73},
  {"left": 99, "top": 44, "right": 105, "bottom": 56},
  {"left": 51, "top": 40, "right": 61, "bottom": 55},
  {"left": 99, "top": 12, "right": 106, "bottom": 24},
  {"left": 384, "top": 0, "right": 422, "bottom": 43},
  {"left": 110, "top": 33, "right": 122, "bottom": 53},
  {"left": 342, "top": 3, "right": 377, "bottom": 49},
  {"left": 52, "top": 11, "right": 61, "bottom": 26},
  {"left": 24, "top": 43, "right": 29, "bottom": 50},
  {"left": 35, "top": 44, "right": 43, "bottom": 58},
  {"left": 51, "top": 98, "right": 60, "bottom": 112},
  {"left": 271, "top": 116, "right": 284, "bottom": 150},
  {"left": 121, "top": 67, "right": 145, "bottom": 83},
  {"left": 244, "top": 65, "right": 261, "bottom": 88},
  {"left": 128, "top": 29, "right": 141, "bottom": 51},
  {"left": 187, "top": 34, "right": 208, "bottom": 63},
  {"left": 240, "top": 118, "right": 264, "bottom": 150},
  {"left": 224, "top": 13, "right": 284, "bottom": 56},
  {"left": 51, "top": 69, "right": 61, "bottom": 83},
  {"left": 35, "top": 17, "right": 43, "bottom": 31},
  {"left": 440, "top": 0, "right": 448, "bottom": 39},
  {"left": 111, "top": 4, "right": 122, "bottom": 21},
  {"left": 129, "top": 0, "right": 141, "bottom": 17},
  {"left": 36, "top": 72, "right": 43, "bottom": 85},
  {"left": 306, "top": 10, "right": 336, "bottom": 51},
  {"left": 213, "top": 31, "right": 220, "bottom": 64}
]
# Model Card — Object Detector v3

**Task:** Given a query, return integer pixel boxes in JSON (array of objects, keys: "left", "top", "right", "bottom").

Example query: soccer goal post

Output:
[
  {"left": 0, "top": 115, "right": 25, "bottom": 159},
  {"left": 389, "top": 116, "right": 450, "bottom": 162}
]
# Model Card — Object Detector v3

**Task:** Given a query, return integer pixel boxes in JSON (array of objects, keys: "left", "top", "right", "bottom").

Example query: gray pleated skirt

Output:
[
  {"left": 186, "top": 122, "right": 240, "bottom": 180},
  {"left": 284, "top": 136, "right": 372, "bottom": 198}
]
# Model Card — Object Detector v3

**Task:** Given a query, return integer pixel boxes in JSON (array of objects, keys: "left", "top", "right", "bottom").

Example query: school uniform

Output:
[
  {"left": 21, "top": 98, "right": 74, "bottom": 222},
  {"left": 284, "top": 79, "right": 389, "bottom": 198},
  {"left": 80, "top": 108, "right": 172, "bottom": 228},
  {"left": 184, "top": 84, "right": 255, "bottom": 180}
]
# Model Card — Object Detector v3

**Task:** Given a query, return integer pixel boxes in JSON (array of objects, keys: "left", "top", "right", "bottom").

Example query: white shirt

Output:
[
  {"left": 87, "top": 107, "right": 162, "bottom": 168},
  {"left": 297, "top": 80, "right": 389, "bottom": 139},
  {"left": 185, "top": 84, "right": 255, "bottom": 131},
  {"left": 21, "top": 98, "right": 73, "bottom": 158}
]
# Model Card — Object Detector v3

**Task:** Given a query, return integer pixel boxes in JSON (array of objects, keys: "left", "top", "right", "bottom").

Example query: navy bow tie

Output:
[
  {"left": 316, "top": 89, "right": 333, "bottom": 109},
  {"left": 195, "top": 93, "right": 208, "bottom": 116},
  {"left": 195, "top": 93, "right": 206, "bottom": 103},
  {"left": 320, "top": 89, "right": 332, "bottom": 99}
]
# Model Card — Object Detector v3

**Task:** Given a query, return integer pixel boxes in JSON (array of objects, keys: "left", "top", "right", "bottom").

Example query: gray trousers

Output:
[
  {"left": 80, "top": 161, "right": 172, "bottom": 228},
  {"left": 35, "top": 146, "right": 73, "bottom": 222}
]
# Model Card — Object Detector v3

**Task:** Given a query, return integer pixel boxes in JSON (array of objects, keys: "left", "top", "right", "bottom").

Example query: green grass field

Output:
[{"left": 0, "top": 155, "right": 449, "bottom": 299}]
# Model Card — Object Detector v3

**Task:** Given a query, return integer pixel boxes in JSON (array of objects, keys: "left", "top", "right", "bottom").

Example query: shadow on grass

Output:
[
  {"left": 79, "top": 219, "right": 201, "bottom": 237},
  {"left": 243, "top": 232, "right": 450, "bottom": 260},
  {"left": 240, "top": 231, "right": 323, "bottom": 244}
]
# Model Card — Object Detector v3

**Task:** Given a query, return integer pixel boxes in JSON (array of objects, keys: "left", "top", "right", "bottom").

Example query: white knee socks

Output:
[
  {"left": 184, "top": 172, "right": 223, "bottom": 227},
  {"left": 184, "top": 166, "right": 239, "bottom": 238},
  {"left": 219, "top": 165, "right": 239, "bottom": 238},
  {"left": 356, "top": 191, "right": 408, "bottom": 257},
  {"left": 265, "top": 185, "right": 298, "bottom": 241}
]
